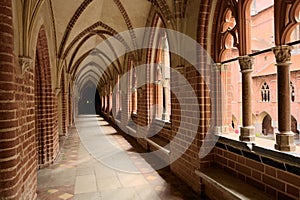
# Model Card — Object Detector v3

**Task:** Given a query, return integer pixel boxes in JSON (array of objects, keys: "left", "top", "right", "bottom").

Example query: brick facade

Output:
[
  {"left": 214, "top": 139, "right": 300, "bottom": 199},
  {"left": 0, "top": 0, "right": 299, "bottom": 199}
]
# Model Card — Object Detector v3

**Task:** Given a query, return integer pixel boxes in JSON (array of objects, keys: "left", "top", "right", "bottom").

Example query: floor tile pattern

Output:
[{"left": 37, "top": 116, "right": 198, "bottom": 200}]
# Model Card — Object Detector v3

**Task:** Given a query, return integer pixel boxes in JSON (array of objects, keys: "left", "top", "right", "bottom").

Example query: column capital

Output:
[
  {"left": 272, "top": 45, "right": 292, "bottom": 64},
  {"left": 18, "top": 56, "right": 33, "bottom": 74},
  {"left": 238, "top": 56, "right": 254, "bottom": 73},
  {"left": 162, "top": 78, "right": 170, "bottom": 88}
]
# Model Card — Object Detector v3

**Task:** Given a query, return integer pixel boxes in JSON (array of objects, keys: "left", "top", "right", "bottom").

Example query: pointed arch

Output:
[{"left": 34, "top": 25, "right": 59, "bottom": 168}]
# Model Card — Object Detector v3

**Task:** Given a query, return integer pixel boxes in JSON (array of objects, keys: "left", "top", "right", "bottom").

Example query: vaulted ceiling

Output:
[
  {"left": 18, "top": 0, "right": 200, "bottom": 92},
  {"left": 50, "top": 0, "right": 153, "bottom": 88}
]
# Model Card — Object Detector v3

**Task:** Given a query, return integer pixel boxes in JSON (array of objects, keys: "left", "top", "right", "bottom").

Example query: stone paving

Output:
[{"left": 37, "top": 115, "right": 198, "bottom": 200}]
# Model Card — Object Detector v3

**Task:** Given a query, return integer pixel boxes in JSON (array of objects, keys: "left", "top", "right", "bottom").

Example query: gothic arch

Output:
[
  {"left": 146, "top": 0, "right": 176, "bottom": 30},
  {"left": 291, "top": 115, "right": 299, "bottom": 134},
  {"left": 262, "top": 114, "right": 274, "bottom": 135},
  {"left": 257, "top": 111, "right": 272, "bottom": 124},
  {"left": 213, "top": 1, "right": 239, "bottom": 62},
  {"left": 28, "top": 4, "right": 57, "bottom": 90},
  {"left": 280, "top": 2, "right": 300, "bottom": 44}
]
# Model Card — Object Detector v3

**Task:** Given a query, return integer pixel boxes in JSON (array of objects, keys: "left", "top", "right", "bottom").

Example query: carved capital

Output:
[
  {"left": 18, "top": 56, "right": 33, "bottom": 73},
  {"left": 238, "top": 56, "right": 253, "bottom": 73},
  {"left": 273, "top": 45, "right": 292, "bottom": 64}
]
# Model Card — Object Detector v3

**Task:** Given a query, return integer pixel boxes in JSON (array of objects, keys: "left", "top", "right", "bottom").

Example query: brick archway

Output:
[
  {"left": 291, "top": 115, "right": 299, "bottom": 134},
  {"left": 262, "top": 114, "right": 274, "bottom": 135},
  {"left": 35, "top": 26, "right": 59, "bottom": 168}
]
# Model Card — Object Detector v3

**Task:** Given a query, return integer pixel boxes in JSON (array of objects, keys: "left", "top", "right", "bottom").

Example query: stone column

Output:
[
  {"left": 273, "top": 45, "right": 296, "bottom": 151},
  {"left": 221, "top": 64, "right": 231, "bottom": 133},
  {"left": 213, "top": 63, "right": 223, "bottom": 135},
  {"left": 162, "top": 78, "right": 170, "bottom": 121},
  {"left": 239, "top": 56, "right": 255, "bottom": 141}
]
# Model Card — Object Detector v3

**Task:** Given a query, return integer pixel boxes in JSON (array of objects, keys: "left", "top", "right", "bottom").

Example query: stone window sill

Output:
[
  {"left": 153, "top": 118, "right": 171, "bottom": 130},
  {"left": 216, "top": 133, "right": 300, "bottom": 176}
]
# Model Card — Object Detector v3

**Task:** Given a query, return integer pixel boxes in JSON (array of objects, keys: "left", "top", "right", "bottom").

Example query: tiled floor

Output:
[{"left": 37, "top": 115, "right": 199, "bottom": 200}]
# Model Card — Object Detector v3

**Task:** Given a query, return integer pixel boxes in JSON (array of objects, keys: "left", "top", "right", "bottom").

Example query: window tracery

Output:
[{"left": 261, "top": 82, "right": 270, "bottom": 102}]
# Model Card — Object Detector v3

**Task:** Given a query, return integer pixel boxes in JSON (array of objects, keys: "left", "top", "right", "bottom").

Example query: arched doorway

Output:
[
  {"left": 292, "top": 116, "right": 300, "bottom": 143},
  {"left": 262, "top": 114, "right": 273, "bottom": 135},
  {"left": 291, "top": 115, "right": 299, "bottom": 134}
]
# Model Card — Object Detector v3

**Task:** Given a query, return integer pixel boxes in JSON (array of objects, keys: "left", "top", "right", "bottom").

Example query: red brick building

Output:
[
  {"left": 0, "top": 0, "right": 300, "bottom": 200},
  {"left": 226, "top": 1, "right": 300, "bottom": 142}
]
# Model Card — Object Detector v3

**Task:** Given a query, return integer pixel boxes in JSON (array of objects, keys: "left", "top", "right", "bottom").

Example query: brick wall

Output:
[
  {"left": 251, "top": 71, "right": 300, "bottom": 133},
  {"left": 170, "top": 63, "right": 214, "bottom": 193},
  {"left": 35, "top": 26, "right": 59, "bottom": 169},
  {"left": 0, "top": 0, "right": 37, "bottom": 198},
  {"left": 98, "top": 1, "right": 216, "bottom": 193},
  {"left": 0, "top": 5, "right": 59, "bottom": 197},
  {"left": 169, "top": 0, "right": 215, "bottom": 193}
]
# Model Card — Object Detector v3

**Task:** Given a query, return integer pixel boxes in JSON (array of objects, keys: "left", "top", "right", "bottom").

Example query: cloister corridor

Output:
[{"left": 36, "top": 115, "right": 198, "bottom": 200}]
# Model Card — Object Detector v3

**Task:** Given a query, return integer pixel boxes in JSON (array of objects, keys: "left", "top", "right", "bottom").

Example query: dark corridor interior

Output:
[{"left": 78, "top": 84, "right": 101, "bottom": 115}]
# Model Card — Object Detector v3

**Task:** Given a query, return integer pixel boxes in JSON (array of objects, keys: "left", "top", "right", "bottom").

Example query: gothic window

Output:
[
  {"left": 261, "top": 82, "right": 270, "bottom": 102},
  {"left": 132, "top": 67, "right": 137, "bottom": 114},
  {"left": 155, "top": 65, "right": 163, "bottom": 119},
  {"left": 155, "top": 31, "right": 171, "bottom": 121},
  {"left": 220, "top": 9, "right": 238, "bottom": 61},
  {"left": 291, "top": 81, "right": 295, "bottom": 102},
  {"left": 116, "top": 75, "right": 121, "bottom": 113}
]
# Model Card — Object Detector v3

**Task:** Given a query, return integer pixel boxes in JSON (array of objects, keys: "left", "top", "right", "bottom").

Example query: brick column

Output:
[
  {"left": 0, "top": 0, "right": 21, "bottom": 199},
  {"left": 239, "top": 56, "right": 255, "bottom": 141},
  {"left": 121, "top": 72, "right": 131, "bottom": 127},
  {"left": 273, "top": 45, "right": 296, "bottom": 151},
  {"left": 68, "top": 89, "right": 73, "bottom": 126}
]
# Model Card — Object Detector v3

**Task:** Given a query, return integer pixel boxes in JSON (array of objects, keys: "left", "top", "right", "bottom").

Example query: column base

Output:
[
  {"left": 239, "top": 126, "right": 255, "bottom": 142},
  {"left": 275, "top": 132, "right": 296, "bottom": 151},
  {"left": 162, "top": 113, "right": 169, "bottom": 121}
]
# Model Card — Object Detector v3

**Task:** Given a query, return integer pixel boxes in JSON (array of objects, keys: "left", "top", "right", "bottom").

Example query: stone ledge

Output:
[
  {"left": 217, "top": 136, "right": 300, "bottom": 176},
  {"left": 195, "top": 168, "right": 273, "bottom": 200}
]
